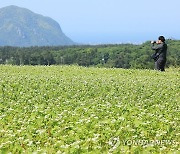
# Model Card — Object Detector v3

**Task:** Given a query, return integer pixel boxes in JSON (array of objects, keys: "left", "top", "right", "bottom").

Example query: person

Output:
[{"left": 151, "top": 36, "right": 167, "bottom": 71}]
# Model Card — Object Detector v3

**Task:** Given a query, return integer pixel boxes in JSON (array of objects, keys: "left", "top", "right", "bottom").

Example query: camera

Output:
[{"left": 151, "top": 40, "right": 156, "bottom": 44}]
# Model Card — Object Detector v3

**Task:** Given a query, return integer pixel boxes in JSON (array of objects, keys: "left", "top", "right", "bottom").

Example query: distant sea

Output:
[{"left": 68, "top": 32, "right": 178, "bottom": 45}]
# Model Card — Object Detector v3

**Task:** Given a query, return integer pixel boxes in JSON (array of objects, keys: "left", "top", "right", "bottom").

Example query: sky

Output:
[{"left": 0, "top": 0, "right": 180, "bottom": 44}]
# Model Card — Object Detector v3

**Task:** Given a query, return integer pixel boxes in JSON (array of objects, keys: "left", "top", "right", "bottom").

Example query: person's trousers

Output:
[{"left": 155, "top": 58, "right": 166, "bottom": 71}]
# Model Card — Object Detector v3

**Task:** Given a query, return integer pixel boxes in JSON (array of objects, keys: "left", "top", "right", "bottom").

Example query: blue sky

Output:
[{"left": 0, "top": 0, "right": 180, "bottom": 44}]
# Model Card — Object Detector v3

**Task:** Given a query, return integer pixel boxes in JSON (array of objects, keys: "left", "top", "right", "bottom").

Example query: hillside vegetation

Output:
[
  {"left": 0, "top": 39, "right": 179, "bottom": 69},
  {"left": 0, "top": 65, "right": 179, "bottom": 153}
]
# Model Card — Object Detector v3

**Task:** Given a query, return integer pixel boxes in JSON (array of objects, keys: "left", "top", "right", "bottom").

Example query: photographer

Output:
[{"left": 151, "top": 36, "right": 167, "bottom": 71}]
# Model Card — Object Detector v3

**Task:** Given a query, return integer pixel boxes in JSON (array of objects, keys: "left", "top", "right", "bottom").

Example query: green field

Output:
[{"left": 0, "top": 65, "right": 179, "bottom": 153}]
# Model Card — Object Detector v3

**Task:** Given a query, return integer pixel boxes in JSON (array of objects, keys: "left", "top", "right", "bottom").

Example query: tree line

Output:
[{"left": 0, "top": 39, "right": 179, "bottom": 69}]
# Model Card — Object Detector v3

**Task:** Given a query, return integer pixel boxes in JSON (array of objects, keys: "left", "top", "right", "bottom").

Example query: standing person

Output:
[{"left": 151, "top": 36, "right": 167, "bottom": 71}]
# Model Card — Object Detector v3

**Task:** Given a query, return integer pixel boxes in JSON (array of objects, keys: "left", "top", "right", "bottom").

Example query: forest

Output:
[{"left": 0, "top": 39, "right": 179, "bottom": 69}]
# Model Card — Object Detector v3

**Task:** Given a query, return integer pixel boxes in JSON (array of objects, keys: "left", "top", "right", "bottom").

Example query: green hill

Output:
[
  {"left": 0, "top": 39, "right": 179, "bottom": 68},
  {"left": 0, "top": 5, "right": 75, "bottom": 46}
]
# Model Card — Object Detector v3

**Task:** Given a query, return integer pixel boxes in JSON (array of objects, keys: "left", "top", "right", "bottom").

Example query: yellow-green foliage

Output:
[{"left": 0, "top": 65, "right": 179, "bottom": 153}]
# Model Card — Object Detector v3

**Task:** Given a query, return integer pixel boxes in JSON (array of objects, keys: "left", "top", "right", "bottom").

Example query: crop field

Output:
[{"left": 0, "top": 65, "right": 179, "bottom": 153}]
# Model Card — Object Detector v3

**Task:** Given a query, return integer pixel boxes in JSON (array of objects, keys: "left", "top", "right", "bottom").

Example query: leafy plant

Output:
[{"left": 0, "top": 65, "right": 179, "bottom": 153}]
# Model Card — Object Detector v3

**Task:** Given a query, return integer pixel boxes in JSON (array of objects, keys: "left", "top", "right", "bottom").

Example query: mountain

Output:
[{"left": 0, "top": 5, "right": 75, "bottom": 46}]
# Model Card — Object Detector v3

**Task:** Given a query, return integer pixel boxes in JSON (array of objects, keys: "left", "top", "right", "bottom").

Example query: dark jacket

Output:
[{"left": 151, "top": 42, "right": 167, "bottom": 60}]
